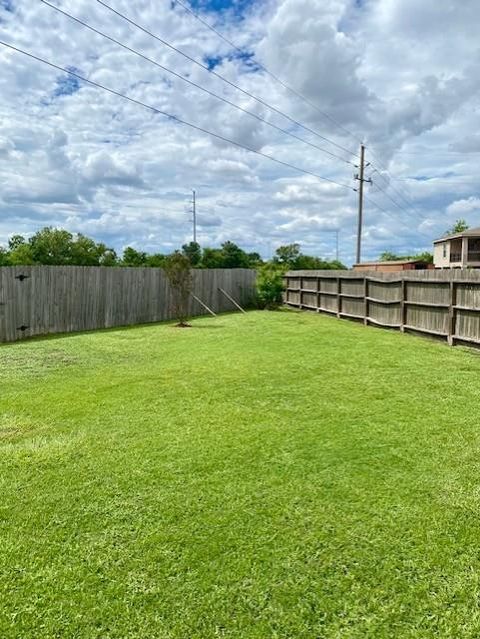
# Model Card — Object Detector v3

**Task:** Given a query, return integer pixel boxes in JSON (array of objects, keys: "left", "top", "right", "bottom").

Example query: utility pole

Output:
[
  {"left": 191, "top": 189, "right": 197, "bottom": 244},
  {"left": 355, "top": 144, "right": 372, "bottom": 265}
]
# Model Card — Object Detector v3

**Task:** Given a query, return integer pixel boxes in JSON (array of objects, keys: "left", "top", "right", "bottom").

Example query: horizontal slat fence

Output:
[
  {"left": 284, "top": 269, "right": 480, "bottom": 346},
  {"left": 0, "top": 266, "right": 256, "bottom": 343}
]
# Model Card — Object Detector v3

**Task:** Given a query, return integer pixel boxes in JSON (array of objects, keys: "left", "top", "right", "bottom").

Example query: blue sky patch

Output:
[
  {"left": 412, "top": 172, "right": 457, "bottom": 181},
  {"left": 204, "top": 54, "right": 223, "bottom": 70},
  {"left": 0, "top": 0, "right": 14, "bottom": 12},
  {"left": 233, "top": 50, "right": 261, "bottom": 72},
  {"left": 53, "top": 67, "right": 81, "bottom": 98},
  {"left": 189, "top": 0, "right": 253, "bottom": 15},
  {"left": 204, "top": 51, "right": 259, "bottom": 72}
]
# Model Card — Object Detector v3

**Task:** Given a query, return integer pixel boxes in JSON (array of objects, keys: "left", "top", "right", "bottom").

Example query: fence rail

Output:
[
  {"left": 284, "top": 269, "right": 480, "bottom": 346},
  {"left": 0, "top": 266, "right": 256, "bottom": 343}
]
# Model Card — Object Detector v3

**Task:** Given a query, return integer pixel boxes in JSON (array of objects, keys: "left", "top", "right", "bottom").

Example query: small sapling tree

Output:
[{"left": 164, "top": 251, "right": 193, "bottom": 327}]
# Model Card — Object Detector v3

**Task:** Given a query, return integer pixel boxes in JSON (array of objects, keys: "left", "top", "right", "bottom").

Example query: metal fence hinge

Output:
[
  {"left": 15, "top": 274, "right": 30, "bottom": 281},
  {"left": 16, "top": 325, "right": 29, "bottom": 332}
]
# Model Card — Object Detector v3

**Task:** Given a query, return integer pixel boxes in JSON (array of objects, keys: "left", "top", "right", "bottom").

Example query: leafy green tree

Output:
[
  {"left": 98, "top": 245, "right": 118, "bottom": 266},
  {"left": 8, "top": 243, "right": 35, "bottom": 265},
  {"left": 270, "top": 243, "right": 345, "bottom": 271},
  {"left": 200, "top": 248, "right": 223, "bottom": 269},
  {"left": 71, "top": 235, "right": 118, "bottom": 266},
  {"left": 325, "top": 259, "right": 347, "bottom": 270},
  {"left": 293, "top": 255, "right": 346, "bottom": 270},
  {"left": 446, "top": 219, "right": 469, "bottom": 235},
  {"left": 8, "top": 234, "right": 26, "bottom": 251},
  {"left": 28, "top": 227, "right": 73, "bottom": 265},
  {"left": 378, "top": 251, "right": 433, "bottom": 264},
  {"left": 220, "top": 241, "right": 250, "bottom": 268},
  {"left": 70, "top": 234, "right": 104, "bottom": 266},
  {"left": 379, "top": 251, "right": 402, "bottom": 262},
  {"left": 122, "top": 247, "right": 147, "bottom": 266},
  {"left": 182, "top": 241, "right": 201, "bottom": 266},
  {"left": 411, "top": 251, "right": 433, "bottom": 264},
  {"left": 246, "top": 252, "right": 263, "bottom": 268},
  {"left": 146, "top": 253, "right": 166, "bottom": 268},
  {"left": 274, "top": 243, "right": 301, "bottom": 266},
  {"left": 0, "top": 247, "right": 11, "bottom": 266}
]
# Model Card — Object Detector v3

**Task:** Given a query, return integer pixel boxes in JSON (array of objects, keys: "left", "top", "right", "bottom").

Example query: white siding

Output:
[{"left": 434, "top": 241, "right": 450, "bottom": 268}]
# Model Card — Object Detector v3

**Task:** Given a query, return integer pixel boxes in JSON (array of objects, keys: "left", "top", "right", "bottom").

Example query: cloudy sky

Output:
[{"left": 0, "top": 0, "right": 479, "bottom": 264}]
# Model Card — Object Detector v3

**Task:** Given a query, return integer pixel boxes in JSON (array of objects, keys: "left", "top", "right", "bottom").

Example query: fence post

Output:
[
  {"left": 363, "top": 276, "right": 368, "bottom": 325},
  {"left": 316, "top": 276, "right": 321, "bottom": 312},
  {"left": 336, "top": 277, "right": 341, "bottom": 318},
  {"left": 400, "top": 277, "right": 406, "bottom": 332},
  {"left": 448, "top": 277, "right": 456, "bottom": 345}
]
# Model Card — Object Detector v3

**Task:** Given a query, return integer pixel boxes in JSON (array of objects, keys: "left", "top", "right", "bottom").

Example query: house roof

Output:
[
  {"left": 433, "top": 226, "right": 480, "bottom": 243},
  {"left": 353, "top": 259, "right": 428, "bottom": 266}
]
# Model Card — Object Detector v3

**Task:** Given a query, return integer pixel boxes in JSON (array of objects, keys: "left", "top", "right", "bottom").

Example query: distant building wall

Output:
[
  {"left": 353, "top": 261, "right": 433, "bottom": 272},
  {"left": 434, "top": 241, "right": 450, "bottom": 268}
]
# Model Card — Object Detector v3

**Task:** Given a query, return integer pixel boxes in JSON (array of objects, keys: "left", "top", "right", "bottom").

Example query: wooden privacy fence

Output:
[
  {"left": 0, "top": 266, "right": 256, "bottom": 343},
  {"left": 284, "top": 269, "right": 480, "bottom": 346}
]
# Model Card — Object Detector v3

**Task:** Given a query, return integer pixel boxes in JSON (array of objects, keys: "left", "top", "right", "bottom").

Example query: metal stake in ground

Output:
[
  {"left": 191, "top": 293, "right": 217, "bottom": 317},
  {"left": 218, "top": 288, "right": 246, "bottom": 313}
]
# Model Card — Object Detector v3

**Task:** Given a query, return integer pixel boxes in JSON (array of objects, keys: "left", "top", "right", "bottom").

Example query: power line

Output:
[
  {"left": 176, "top": 0, "right": 453, "bottom": 225},
  {"left": 96, "top": 0, "right": 359, "bottom": 160},
  {"left": 394, "top": 149, "right": 480, "bottom": 155},
  {"left": 391, "top": 176, "right": 480, "bottom": 185},
  {"left": 38, "top": 0, "right": 356, "bottom": 168},
  {"left": 368, "top": 167, "right": 414, "bottom": 204},
  {"left": 0, "top": 40, "right": 356, "bottom": 191},
  {"left": 369, "top": 177, "right": 431, "bottom": 222},
  {"left": 363, "top": 194, "right": 433, "bottom": 241},
  {"left": 365, "top": 147, "right": 449, "bottom": 222},
  {"left": 369, "top": 164, "right": 474, "bottom": 232},
  {"left": 366, "top": 160, "right": 433, "bottom": 223},
  {"left": 172, "top": 0, "right": 364, "bottom": 148},
  {"left": 363, "top": 147, "right": 429, "bottom": 215}
]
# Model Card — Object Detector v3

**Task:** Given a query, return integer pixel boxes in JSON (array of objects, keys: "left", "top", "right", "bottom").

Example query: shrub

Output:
[{"left": 257, "top": 264, "right": 285, "bottom": 309}]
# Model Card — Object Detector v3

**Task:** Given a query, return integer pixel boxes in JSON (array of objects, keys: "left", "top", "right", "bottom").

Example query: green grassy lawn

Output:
[{"left": 2, "top": 310, "right": 480, "bottom": 638}]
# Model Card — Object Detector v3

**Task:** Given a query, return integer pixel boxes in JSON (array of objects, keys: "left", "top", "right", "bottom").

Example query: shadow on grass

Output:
[
  {"left": 0, "top": 311, "right": 251, "bottom": 346},
  {"left": 189, "top": 324, "right": 226, "bottom": 330}
]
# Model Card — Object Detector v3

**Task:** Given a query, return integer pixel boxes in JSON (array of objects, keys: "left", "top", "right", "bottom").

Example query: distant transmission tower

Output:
[{"left": 191, "top": 189, "right": 197, "bottom": 243}]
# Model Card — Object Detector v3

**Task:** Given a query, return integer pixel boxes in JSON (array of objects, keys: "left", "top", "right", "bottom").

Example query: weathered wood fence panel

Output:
[
  {"left": 284, "top": 269, "right": 480, "bottom": 346},
  {"left": 0, "top": 266, "right": 256, "bottom": 343}
]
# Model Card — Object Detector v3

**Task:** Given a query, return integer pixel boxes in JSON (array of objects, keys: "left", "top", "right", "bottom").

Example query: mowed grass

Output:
[{"left": 2, "top": 310, "right": 480, "bottom": 638}]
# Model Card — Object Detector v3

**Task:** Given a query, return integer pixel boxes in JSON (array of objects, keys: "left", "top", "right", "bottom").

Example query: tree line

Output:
[{"left": 0, "top": 227, "right": 346, "bottom": 271}]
